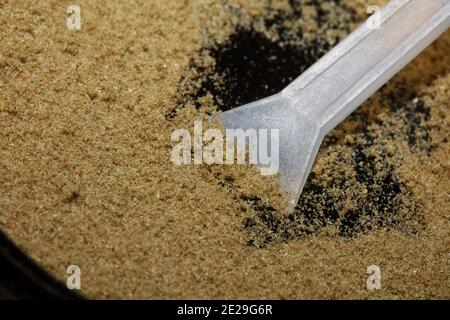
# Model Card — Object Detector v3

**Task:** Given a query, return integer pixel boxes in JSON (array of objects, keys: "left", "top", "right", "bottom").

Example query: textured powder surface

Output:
[{"left": 0, "top": 0, "right": 449, "bottom": 299}]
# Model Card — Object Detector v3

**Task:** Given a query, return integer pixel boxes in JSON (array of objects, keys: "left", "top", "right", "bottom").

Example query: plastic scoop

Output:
[{"left": 218, "top": 0, "right": 450, "bottom": 211}]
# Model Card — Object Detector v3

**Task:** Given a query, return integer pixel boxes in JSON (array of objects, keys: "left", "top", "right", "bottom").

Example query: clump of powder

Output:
[{"left": 0, "top": 0, "right": 449, "bottom": 299}]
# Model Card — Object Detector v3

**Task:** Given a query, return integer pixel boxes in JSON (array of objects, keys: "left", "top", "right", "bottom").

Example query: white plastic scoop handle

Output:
[{"left": 219, "top": 0, "right": 450, "bottom": 210}]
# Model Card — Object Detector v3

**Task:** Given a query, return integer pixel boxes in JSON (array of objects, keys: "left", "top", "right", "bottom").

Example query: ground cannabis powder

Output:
[{"left": 0, "top": 0, "right": 449, "bottom": 299}]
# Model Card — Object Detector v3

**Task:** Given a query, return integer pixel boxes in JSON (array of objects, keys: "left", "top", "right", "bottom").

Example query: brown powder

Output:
[{"left": 0, "top": 0, "right": 449, "bottom": 299}]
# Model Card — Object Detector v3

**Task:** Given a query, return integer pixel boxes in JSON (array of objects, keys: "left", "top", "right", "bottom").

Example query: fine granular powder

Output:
[{"left": 0, "top": 0, "right": 449, "bottom": 299}]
